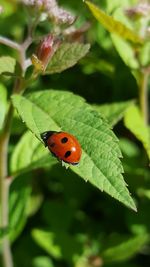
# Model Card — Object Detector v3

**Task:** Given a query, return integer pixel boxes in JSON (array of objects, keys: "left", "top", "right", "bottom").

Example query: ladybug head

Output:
[{"left": 40, "top": 131, "right": 56, "bottom": 147}]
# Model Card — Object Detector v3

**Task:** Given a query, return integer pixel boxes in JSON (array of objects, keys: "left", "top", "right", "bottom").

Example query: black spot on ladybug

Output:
[
  {"left": 50, "top": 143, "right": 55, "bottom": 148},
  {"left": 61, "top": 137, "right": 68, "bottom": 143},
  {"left": 64, "top": 151, "right": 71, "bottom": 158}
]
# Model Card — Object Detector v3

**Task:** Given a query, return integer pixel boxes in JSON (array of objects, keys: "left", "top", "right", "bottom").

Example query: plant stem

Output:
[
  {"left": 0, "top": 104, "right": 14, "bottom": 267},
  {"left": 0, "top": 77, "right": 25, "bottom": 267},
  {"left": 139, "top": 70, "right": 149, "bottom": 125},
  {"left": 0, "top": 36, "right": 20, "bottom": 51},
  {"left": 0, "top": 17, "right": 38, "bottom": 266}
]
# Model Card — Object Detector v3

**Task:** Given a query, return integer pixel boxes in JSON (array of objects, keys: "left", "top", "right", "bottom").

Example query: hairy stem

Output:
[
  {"left": 0, "top": 36, "right": 20, "bottom": 51},
  {"left": 0, "top": 103, "right": 14, "bottom": 267},
  {"left": 139, "top": 71, "right": 149, "bottom": 125},
  {"left": 0, "top": 15, "right": 38, "bottom": 266},
  {"left": 0, "top": 77, "right": 25, "bottom": 267}
]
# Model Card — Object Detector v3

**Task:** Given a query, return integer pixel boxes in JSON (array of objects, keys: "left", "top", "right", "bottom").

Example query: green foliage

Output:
[
  {"left": 93, "top": 101, "right": 134, "bottom": 127},
  {"left": 0, "top": 227, "right": 9, "bottom": 241},
  {"left": 12, "top": 90, "right": 136, "bottom": 210},
  {"left": 9, "top": 175, "right": 31, "bottom": 241},
  {"left": 85, "top": 1, "right": 142, "bottom": 44},
  {"left": 32, "top": 229, "right": 82, "bottom": 262},
  {"left": 0, "top": 83, "right": 7, "bottom": 130},
  {"left": 0, "top": 1, "right": 150, "bottom": 267},
  {"left": 111, "top": 34, "right": 139, "bottom": 69},
  {"left": 0, "top": 56, "right": 16, "bottom": 74},
  {"left": 124, "top": 105, "right": 150, "bottom": 160},
  {"left": 102, "top": 233, "right": 149, "bottom": 262},
  {"left": 46, "top": 43, "right": 90, "bottom": 74},
  {"left": 10, "top": 131, "right": 56, "bottom": 175},
  {"left": 32, "top": 256, "right": 54, "bottom": 267}
]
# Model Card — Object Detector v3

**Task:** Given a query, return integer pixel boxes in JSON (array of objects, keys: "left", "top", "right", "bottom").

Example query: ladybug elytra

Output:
[{"left": 41, "top": 131, "right": 82, "bottom": 165}]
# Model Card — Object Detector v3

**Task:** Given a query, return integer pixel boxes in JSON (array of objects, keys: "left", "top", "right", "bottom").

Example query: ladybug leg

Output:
[{"left": 40, "top": 131, "right": 56, "bottom": 147}]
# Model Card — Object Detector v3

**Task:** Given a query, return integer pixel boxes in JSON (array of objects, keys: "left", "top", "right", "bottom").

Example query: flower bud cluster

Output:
[
  {"left": 21, "top": 0, "right": 75, "bottom": 25},
  {"left": 125, "top": 1, "right": 150, "bottom": 18}
]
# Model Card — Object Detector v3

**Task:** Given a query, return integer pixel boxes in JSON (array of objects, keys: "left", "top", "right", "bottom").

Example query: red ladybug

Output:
[{"left": 41, "top": 131, "right": 82, "bottom": 165}]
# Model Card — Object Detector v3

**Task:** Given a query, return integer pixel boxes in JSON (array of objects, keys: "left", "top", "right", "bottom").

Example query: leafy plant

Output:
[{"left": 0, "top": 1, "right": 150, "bottom": 267}]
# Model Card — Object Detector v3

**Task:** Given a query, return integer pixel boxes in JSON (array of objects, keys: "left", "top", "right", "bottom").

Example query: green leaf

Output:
[
  {"left": 111, "top": 34, "right": 139, "bottom": 69},
  {"left": 46, "top": 43, "right": 90, "bottom": 74},
  {"left": 10, "top": 131, "right": 57, "bottom": 175},
  {"left": 32, "top": 256, "right": 54, "bottom": 267},
  {"left": 0, "top": 56, "right": 16, "bottom": 74},
  {"left": 26, "top": 193, "right": 43, "bottom": 217},
  {"left": 93, "top": 101, "right": 134, "bottom": 127},
  {"left": 32, "top": 229, "right": 82, "bottom": 261},
  {"left": 0, "top": 83, "right": 7, "bottom": 129},
  {"left": 139, "top": 41, "right": 150, "bottom": 66},
  {"left": 9, "top": 175, "right": 31, "bottom": 241},
  {"left": 102, "top": 233, "right": 149, "bottom": 262},
  {"left": 32, "top": 230, "right": 61, "bottom": 259},
  {"left": 85, "top": 1, "right": 142, "bottom": 44},
  {"left": 124, "top": 105, "right": 150, "bottom": 160},
  {"left": 0, "top": 0, "right": 16, "bottom": 17},
  {"left": 106, "top": 0, "right": 127, "bottom": 13},
  {"left": 12, "top": 90, "right": 136, "bottom": 210},
  {"left": 110, "top": 6, "right": 139, "bottom": 69}
]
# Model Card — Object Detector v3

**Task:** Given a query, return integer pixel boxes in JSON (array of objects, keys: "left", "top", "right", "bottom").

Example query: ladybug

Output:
[{"left": 41, "top": 131, "right": 82, "bottom": 165}]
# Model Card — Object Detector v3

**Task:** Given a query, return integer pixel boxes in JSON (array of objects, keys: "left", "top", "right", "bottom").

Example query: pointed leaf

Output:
[
  {"left": 93, "top": 101, "right": 134, "bottom": 127},
  {"left": 0, "top": 56, "right": 16, "bottom": 74},
  {"left": 9, "top": 176, "right": 31, "bottom": 241},
  {"left": 10, "top": 131, "right": 56, "bottom": 175},
  {"left": 111, "top": 34, "right": 139, "bottom": 69},
  {"left": 12, "top": 90, "right": 136, "bottom": 210},
  {"left": 85, "top": 1, "right": 142, "bottom": 44},
  {"left": 102, "top": 234, "right": 149, "bottom": 262},
  {"left": 32, "top": 256, "right": 54, "bottom": 267},
  {"left": 32, "top": 229, "right": 82, "bottom": 261},
  {"left": 46, "top": 43, "right": 90, "bottom": 74},
  {"left": 124, "top": 105, "right": 150, "bottom": 160},
  {"left": 110, "top": 6, "right": 139, "bottom": 69}
]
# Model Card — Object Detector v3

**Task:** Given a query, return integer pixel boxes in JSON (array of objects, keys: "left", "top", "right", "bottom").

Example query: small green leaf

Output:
[
  {"left": 26, "top": 193, "right": 43, "bottom": 217},
  {"left": 12, "top": 90, "right": 136, "bottom": 210},
  {"left": 32, "top": 256, "right": 54, "bottom": 267},
  {"left": 46, "top": 43, "right": 90, "bottom": 74},
  {"left": 124, "top": 105, "right": 150, "bottom": 160},
  {"left": 32, "top": 230, "right": 62, "bottom": 259},
  {"left": 102, "top": 233, "right": 149, "bottom": 262},
  {"left": 9, "top": 175, "right": 31, "bottom": 241},
  {"left": 111, "top": 34, "right": 139, "bottom": 69},
  {"left": 140, "top": 41, "right": 150, "bottom": 66},
  {"left": 32, "top": 229, "right": 82, "bottom": 261},
  {"left": 93, "top": 101, "right": 134, "bottom": 127},
  {"left": 10, "top": 131, "right": 57, "bottom": 175},
  {"left": 110, "top": 6, "right": 140, "bottom": 69},
  {"left": 0, "top": 83, "right": 7, "bottom": 129},
  {"left": 0, "top": 56, "right": 16, "bottom": 74},
  {"left": 85, "top": 1, "right": 142, "bottom": 44}
]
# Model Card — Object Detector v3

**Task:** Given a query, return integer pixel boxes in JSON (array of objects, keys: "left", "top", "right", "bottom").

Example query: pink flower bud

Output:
[{"left": 31, "top": 34, "right": 60, "bottom": 72}]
